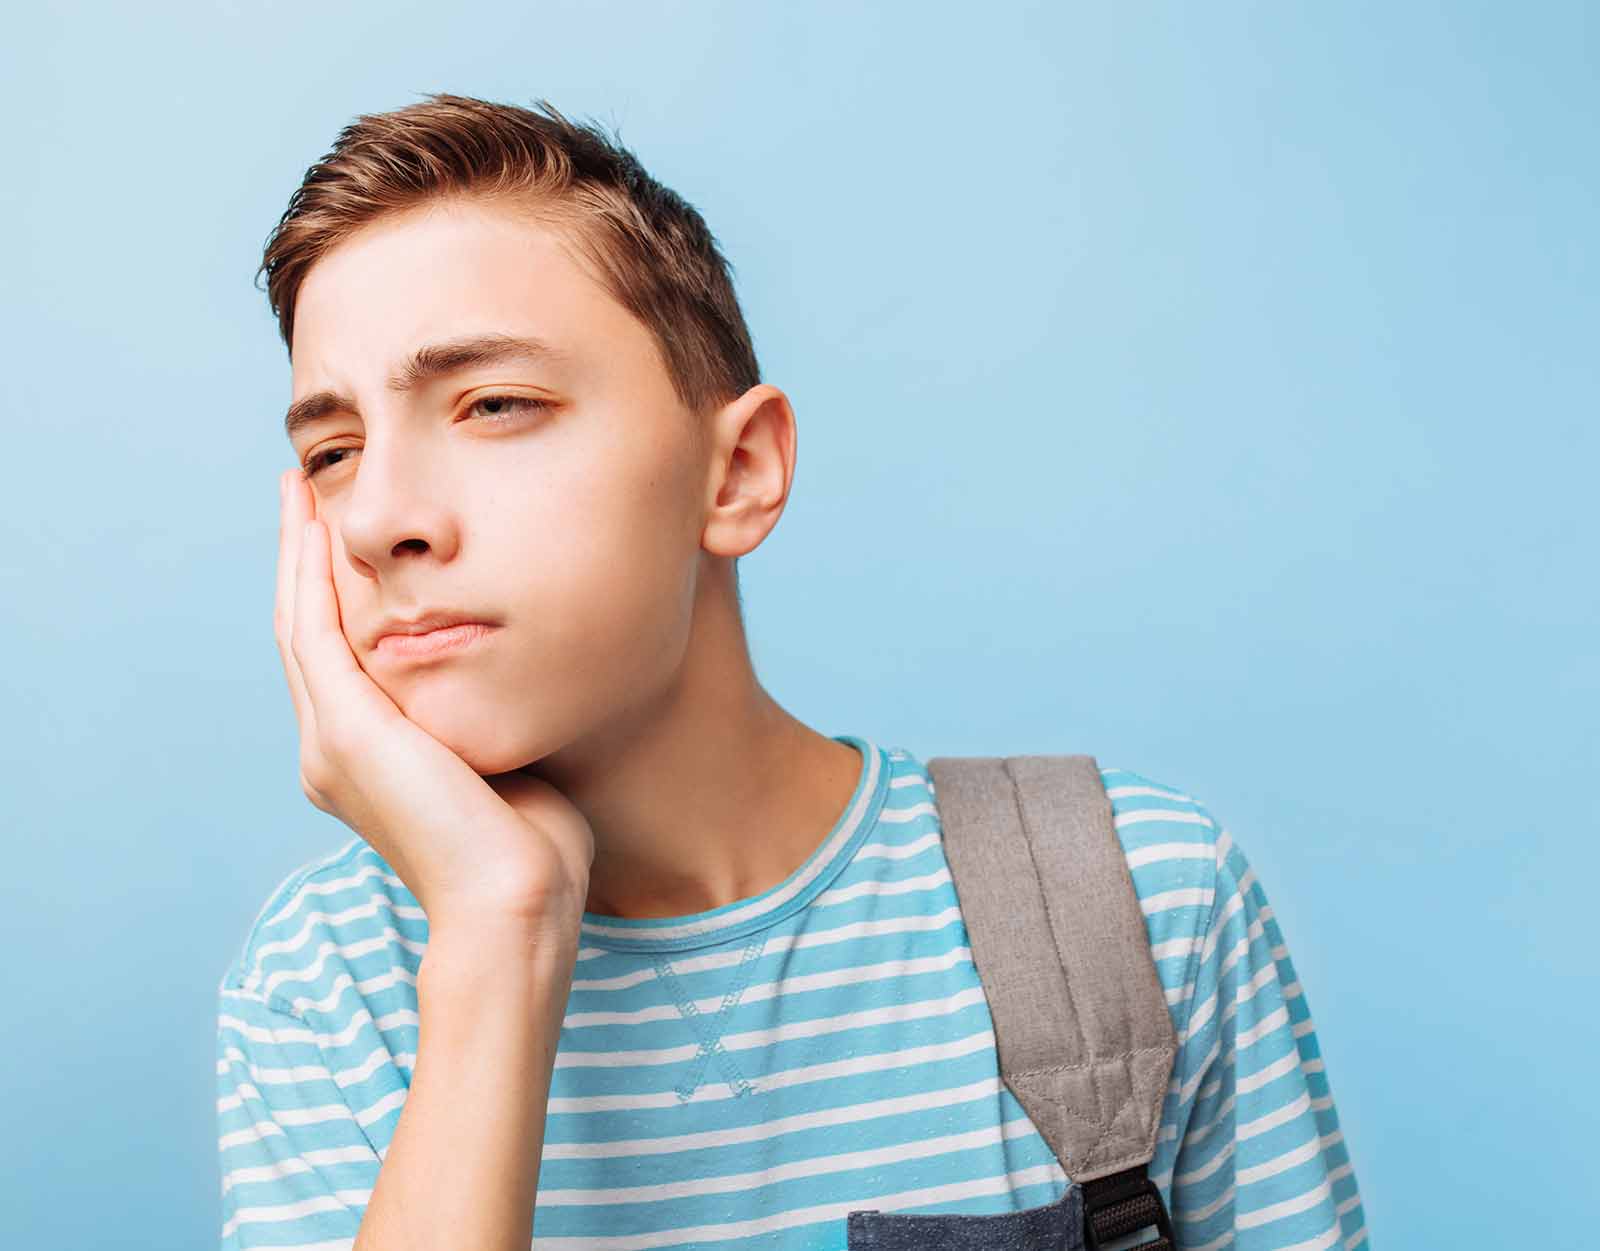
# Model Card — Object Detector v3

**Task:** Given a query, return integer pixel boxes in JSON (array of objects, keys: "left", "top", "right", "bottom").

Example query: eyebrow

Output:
[{"left": 284, "top": 333, "right": 569, "bottom": 440}]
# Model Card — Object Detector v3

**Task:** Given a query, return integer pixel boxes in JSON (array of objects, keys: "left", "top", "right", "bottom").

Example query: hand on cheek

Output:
[{"left": 272, "top": 468, "right": 596, "bottom": 934}]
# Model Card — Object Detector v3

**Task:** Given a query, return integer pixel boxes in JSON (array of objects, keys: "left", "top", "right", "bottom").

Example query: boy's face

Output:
[{"left": 286, "top": 197, "right": 718, "bottom": 776}]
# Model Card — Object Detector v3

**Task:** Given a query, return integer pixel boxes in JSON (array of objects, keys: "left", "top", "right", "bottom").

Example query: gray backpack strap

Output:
[{"left": 927, "top": 753, "right": 1178, "bottom": 1250}]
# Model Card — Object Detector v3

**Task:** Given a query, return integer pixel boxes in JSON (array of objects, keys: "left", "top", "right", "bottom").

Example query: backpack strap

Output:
[{"left": 926, "top": 753, "right": 1178, "bottom": 1251}]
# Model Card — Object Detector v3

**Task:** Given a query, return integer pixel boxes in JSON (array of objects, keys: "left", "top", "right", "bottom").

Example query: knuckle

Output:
[
  {"left": 299, "top": 774, "right": 329, "bottom": 812},
  {"left": 299, "top": 752, "right": 333, "bottom": 801}
]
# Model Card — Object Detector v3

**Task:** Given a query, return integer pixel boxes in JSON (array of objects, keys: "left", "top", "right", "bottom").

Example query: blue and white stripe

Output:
[{"left": 216, "top": 734, "right": 1368, "bottom": 1249}]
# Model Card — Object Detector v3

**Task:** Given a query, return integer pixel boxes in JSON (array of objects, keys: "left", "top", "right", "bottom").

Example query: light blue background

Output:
[{"left": 3, "top": 2, "right": 1594, "bottom": 1247}]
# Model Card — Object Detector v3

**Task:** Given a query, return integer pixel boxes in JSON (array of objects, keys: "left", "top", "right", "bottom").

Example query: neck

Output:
[{"left": 521, "top": 568, "right": 863, "bottom": 922}]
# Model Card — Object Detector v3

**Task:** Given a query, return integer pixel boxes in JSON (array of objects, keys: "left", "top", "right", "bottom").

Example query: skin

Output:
[{"left": 284, "top": 194, "right": 863, "bottom": 922}]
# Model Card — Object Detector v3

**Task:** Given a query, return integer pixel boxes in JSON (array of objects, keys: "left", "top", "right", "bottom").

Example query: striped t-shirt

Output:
[{"left": 215, "top": 734, "right": 1369, "bottom": 1250}]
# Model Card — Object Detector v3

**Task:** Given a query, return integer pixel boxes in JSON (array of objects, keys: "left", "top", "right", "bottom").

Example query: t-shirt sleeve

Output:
[
  {"left": 215, "top": 982, "right": 381, "bottom": 1249},
  {"left": 1165, "top": 816, "right": 1370, "bottom": 1250}
]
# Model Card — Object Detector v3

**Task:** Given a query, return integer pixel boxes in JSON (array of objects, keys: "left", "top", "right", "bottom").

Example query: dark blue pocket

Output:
[{"left": 846, "top": 1181, "right": 1084, "bottom": 1250}]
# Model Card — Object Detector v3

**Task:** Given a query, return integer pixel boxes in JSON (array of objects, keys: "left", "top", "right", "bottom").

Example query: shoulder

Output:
[
  {"left": 1097, "top": 764, "right": 1230, "bottom": 1010},
  {"left": 217, "top": 837, "right": 426, "bottom": 1022},
  {"left": 1100, "top": 762, "right": 1226, "bottom": 884}
]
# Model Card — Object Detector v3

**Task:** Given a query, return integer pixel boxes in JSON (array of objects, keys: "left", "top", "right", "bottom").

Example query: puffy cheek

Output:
[
  {"left": 496, "top": 478, "right": 699, "bottom": 706},
  {"left": 389, "top": 434, "right": 705, "bottom": 763},
  {"left": 580, "top": 439, "right": 702, "bottom": 644},
  {"left": 566, "top": 491, "right": 699, "bottom": 682}
]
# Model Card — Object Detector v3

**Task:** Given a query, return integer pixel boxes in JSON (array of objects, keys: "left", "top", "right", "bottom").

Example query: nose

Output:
[{"left": 326, "top": 438, "right": 462, "bottom": 574}]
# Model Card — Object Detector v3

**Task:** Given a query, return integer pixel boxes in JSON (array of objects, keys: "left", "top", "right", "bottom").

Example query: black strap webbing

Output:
[{"left": 1082, "top": 1165, "right": 1176, "bottom": 1250}]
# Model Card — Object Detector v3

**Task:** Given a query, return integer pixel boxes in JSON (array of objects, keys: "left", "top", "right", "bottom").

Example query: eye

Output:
[
  {"left": 464, "top": 393, "right": 552, "bottom": 423},
  {"left": 301, "top": 446, "right": 352, "bottom": 478},
  {"left": 300, "top": 395, "right": 552, "bottom": 478}
]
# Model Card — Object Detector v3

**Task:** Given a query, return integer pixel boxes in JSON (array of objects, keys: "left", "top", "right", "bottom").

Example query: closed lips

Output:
[{"left": 370, "top": 612, "right": 497, "bottom": 648}]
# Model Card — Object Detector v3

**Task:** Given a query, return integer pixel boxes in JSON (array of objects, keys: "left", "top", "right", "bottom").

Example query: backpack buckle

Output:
[{"left": 1081, "top": 1166, "right": 1175, "bottom": 1251}]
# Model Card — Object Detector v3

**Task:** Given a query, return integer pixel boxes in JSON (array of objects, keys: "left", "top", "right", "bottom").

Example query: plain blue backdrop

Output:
[{"left": 3, "top": 2, "right": 1594, "bottom": 1247}]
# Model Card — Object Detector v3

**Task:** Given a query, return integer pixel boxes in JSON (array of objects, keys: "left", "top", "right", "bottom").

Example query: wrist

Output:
[{"left": 420, "top": 908, "right": 584, "bottom": 994}]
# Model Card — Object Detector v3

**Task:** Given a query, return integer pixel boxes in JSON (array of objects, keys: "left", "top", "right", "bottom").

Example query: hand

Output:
[{"left": 273, "top": 469, "right": 595, "bottom": 938}]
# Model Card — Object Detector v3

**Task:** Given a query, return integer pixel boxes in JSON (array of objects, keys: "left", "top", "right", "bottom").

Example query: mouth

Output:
[{"left": 373, "top": 621, "right": 498, "bottom": 661}]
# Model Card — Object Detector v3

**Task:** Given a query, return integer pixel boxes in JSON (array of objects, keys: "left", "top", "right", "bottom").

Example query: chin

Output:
[{"left": 390, "top": 686, "right": 537, "bottom": 777}]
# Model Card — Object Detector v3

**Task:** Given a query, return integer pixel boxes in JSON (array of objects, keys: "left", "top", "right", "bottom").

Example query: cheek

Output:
[
  {"left": 575, "top": 429, "right": 701, "bottom": 578},
  {"left": 545, "top": 458, "right": 702, "bottom": 656},
  {"left": 580, "top": 486, "right": 699, "bottom": 641}
]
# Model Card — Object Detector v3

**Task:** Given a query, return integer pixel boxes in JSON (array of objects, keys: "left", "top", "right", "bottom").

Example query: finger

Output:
[
  {"left": 292, "top": 516, "right": 374, "bottom": 734},
  {"left": 275, "top": 470, "right": 317, "bottom": 739}
]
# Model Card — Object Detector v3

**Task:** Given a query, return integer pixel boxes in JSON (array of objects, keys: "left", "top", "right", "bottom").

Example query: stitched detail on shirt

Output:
[{"left": 655, "top": 934, "right": 766, "bottom": 1100}]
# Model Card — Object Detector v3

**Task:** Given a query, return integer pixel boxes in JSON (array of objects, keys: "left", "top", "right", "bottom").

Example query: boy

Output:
[{"left": 217, "top": 93, "right": 1368, "bottom": 1250}]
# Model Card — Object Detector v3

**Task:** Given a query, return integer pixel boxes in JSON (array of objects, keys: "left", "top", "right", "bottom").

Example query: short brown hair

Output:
[{"left": 256, "top": 92, "right": 762, "bottom": 422}]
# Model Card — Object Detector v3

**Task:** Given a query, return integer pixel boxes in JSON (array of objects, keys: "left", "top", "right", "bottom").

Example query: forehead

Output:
[{"left": 289, "top": 198, "right": 647, "bottom": 390}]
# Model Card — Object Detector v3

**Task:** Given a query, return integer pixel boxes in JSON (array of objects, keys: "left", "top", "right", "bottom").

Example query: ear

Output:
[{"left": 698, "top": 383, "right": 797, "bottom": 561}]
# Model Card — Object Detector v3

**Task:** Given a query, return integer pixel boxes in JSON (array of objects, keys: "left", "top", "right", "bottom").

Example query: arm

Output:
[
  {"left": 241, "top": 472, "right": 595, "bottom": 1245},
  {"left": 1166, "top": 819, "right": 1370, "bottom": 1250},
  {"left": 216, "top": 915, "right": 579, "bottom": 1250},
  {"left": 353, "top": 920, "right": 579, "bottom": 1251}
]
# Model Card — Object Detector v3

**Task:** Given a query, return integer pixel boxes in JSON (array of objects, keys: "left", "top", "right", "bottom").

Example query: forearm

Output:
[{"left": 353, "top": 917, "right": 581, "bottom": 1251}]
